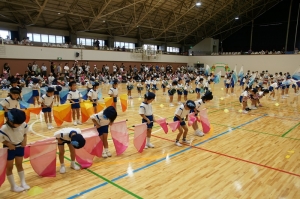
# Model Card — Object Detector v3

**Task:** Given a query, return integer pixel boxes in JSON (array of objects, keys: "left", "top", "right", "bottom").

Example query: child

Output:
[
  {"left": 30, "top": 78, "right": 40, "bottom": 107},
  {"left": 161, "top": 76, "right": 168, "bottom": 95},
  {"left": 0, "top": 87, "right": 21, "bottom": 119},
  {"left": 176, "top": 78, "right": 184, "bottom": 104},
  {"left": 67, "top": 81, "right": 82, "bottom": 126},
  {"left": 0, "top": 109, "right": 30, "bottom": 192},
  {"left": 195, "top": 78, "right": 204, "bottom": 100},
  {"left": 145, "top": 75, "right": 151, "bottom": 91},
  {"left": 137, "top": 80, "right": 144, "bottom": 98},
  {"left": 269, "top": 81, "right": 278, "bottom": 100},
  {"left": 54, "top": 128, "right": 86, "bottom": 173},
  {"left": 225, "top": 75, "right": 231, "bottom": 96},
  {"left": 108, "top": 79, "right": 119, "bottom": 110},
  {"left": 193, "top": 91, "right": 213, "bottom": 136},
  {"left": 167, "top": 80, "right": 178, "bottom": 107},
  {"left": 239, "top": 87, "right": 250, "bottom": 113},
  {"left": 174, "top": 100, "right": 196, "bottom": 146},
  {"left": 183, "top": 80, "right": 191, "bottom": 101},
  {"left": 88, "top": 82, "right": 100, "bottom": 113},
  {"left": 139, "top": 92, "right": 156, "bottom": 148},
  {"left": 126, "top": 77, "right": 134, "bottom": 99},
  {"left": 39, "top": 87, "right": 55, "bottom": 129},
  {"left": 151, "top": 76, "right": 158, "bottom": 94},
  {"left": 90, "top": 106, "right": 117, "bottom": 158},
  {"left": 52, "top": 85, "right": 62, "bottom": 105}
]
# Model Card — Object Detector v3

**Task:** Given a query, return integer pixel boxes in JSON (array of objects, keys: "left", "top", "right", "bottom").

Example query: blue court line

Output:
[{"left": 67, "top": 114, "right": 267, "bottom": 199}]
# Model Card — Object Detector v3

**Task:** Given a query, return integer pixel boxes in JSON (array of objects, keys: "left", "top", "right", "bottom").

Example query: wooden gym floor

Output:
[{"left": 0, "top": 81, "right": 300, "bottom": 199}]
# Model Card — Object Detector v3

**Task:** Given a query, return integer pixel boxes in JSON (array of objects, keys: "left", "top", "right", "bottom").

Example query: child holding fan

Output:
[
  {"left": 174, "top": 100, "right": 196, "bottom": 146},
  {"left": 90, "top": 106, "right": 118, "bottom": 158},
  {"left": 30, "top": 78, "right": 40, "bottom": 107},
  {"left": 67, "top": 81, "right": 82, "bottom": 126},
  {"left": 88, "top": 82, "right": 100, "bottom": 113},
  {"left": 39, "top": 87, "right": 55, "bottom": 129},
  {"left": 137, "top": 80, "right": 144, "bottom": 98},
  {"left": 0, "top": 109, "right": 30, "bottom": 192},
  {"left": 126, "top": 77, "right": 134, "bottom": 99},
  {"left": 167, "top": 80, "right": 178, "bottom": 107},
  {"left": 193, "top": 91, "right": 213, "bottom": 136},
  {"left": 0, "top": 87, "right": 21, "bottom": 119},
  {"left": 108, "top": 79, "right": 119, "bottom": 111},
  {"left": 53, "top": 128, "right": 86, "bottom": 173},
  {"left": 139, "top": 92, "right": 156, "bottom": 148}
]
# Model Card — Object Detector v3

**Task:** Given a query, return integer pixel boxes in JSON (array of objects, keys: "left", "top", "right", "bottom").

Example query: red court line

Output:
[{"left": 152, "top": 135, "right": 300, "bottom": 178}]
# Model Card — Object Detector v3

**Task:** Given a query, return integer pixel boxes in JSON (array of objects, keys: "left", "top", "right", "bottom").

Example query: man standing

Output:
[{"left": 95, "top": 39, "right": 100, "bottom": 50}]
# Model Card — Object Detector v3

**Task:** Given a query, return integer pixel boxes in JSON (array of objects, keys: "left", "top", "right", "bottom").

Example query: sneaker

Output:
[
  {"left": 102, "top": 152, "right": 108, "bottom": 158},
  {"left": 11, "top": 185, "right": 25, "bottom": 192},
  {"left": 169, "top": 103, "right": 174, "bottom": 107},
  {"left": 47, "top": 125, "right": 51, "bottom": 130},
  {"left": 77, "top": 120, "right": 82, "bottom": 125},
  {"left": 177, "top": 102, "right": 181, "bottom": 105},
  {"left": 272, "top": 98, "right": 276, "bottom": 101},
  {"left": 195, "top": 130, "right": 205, "bottom": 137},
  {"left": 50, "top": 124, "right": 54, "bottom": 129},
  {"left": 105, "top": 150, "right": 112, "bottom": 157},
  {"left": 21, "top": 183, "right": 30, "bottom": 190},
  {"left": 175, "top": 141, "right": 182, "bottom": 147},
  {"left": 251, "top": 106, "right": 257, "bottom": 110},
  {"left": 286, "top": 94, "right": 289, "bottom": 97},
  {"left": 243, "top": 110, "right": 248, "bottom": 114},
  {"left": 60, "top": 166, "right": 66, "bottom": 174},
  {"left": 147, "top": 143, "right": 155, "bottom": 148},
  {"left": 282, "top": 96, "right": 287, "bottom": 99},
  {"left": 73, "top": 121, "right": 77, "bottom": 126},
  {"left": 182, "top": 139, "right": 191, "bottom": 144},
  {"left": 144, "top": 145, "right": 148, "bottom": 149},
  {"left": 258, "top": 104, "right": 263, "bottom": 107},
  {"left": 71, "top": 164, "right": 80, "bottom": 170}
]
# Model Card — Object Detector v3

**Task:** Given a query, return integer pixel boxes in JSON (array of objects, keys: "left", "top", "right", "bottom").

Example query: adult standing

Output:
[
  {"left": 27, "top": 63, "right": 33, "bottom": 73},
  {"left": 32, "top": 61, "right": 38, "bottom": 74},
  {"left": 50, "top": 62, "right": 55, "bottom": 75},
  {"left": 64, "top": 63, "right": 69, "bottom": 77},
  {"left": 41, "top": 63, "right": 47, "bottom": 77},
  {"left": 3, "top": 63, "right": 10, "bottom": 80},
  {"left": 95, "top": 39, "right": 100, "bottom": 50}
]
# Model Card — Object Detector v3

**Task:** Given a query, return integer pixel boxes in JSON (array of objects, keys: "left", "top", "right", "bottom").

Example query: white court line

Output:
[{"left": 29, "top": 119, "right": 50, "bottom": 139}]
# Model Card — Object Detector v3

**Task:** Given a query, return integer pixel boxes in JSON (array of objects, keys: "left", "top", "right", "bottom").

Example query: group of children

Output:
[{"left": 3, "top": 64, "right": 300, "bottom": 193}]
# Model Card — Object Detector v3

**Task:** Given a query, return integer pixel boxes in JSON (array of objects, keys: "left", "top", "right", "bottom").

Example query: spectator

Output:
[
  {"left": 41, "top": 63, "right": 47, "bottom": 77},
  {"left": 27, "top": 63, "right": 33, "bottom": 72},
  {"left": 13, "top": 38, "right": 18, "bottom": 44},
  {"left": 50, "top": 62, "right": 55, "bottom": 74},
  {"left": 56, "top": 64, "right": 62, "bottom": 74},
  {"left": 95, "top": 39, "right": 100, "bottom": 50}
]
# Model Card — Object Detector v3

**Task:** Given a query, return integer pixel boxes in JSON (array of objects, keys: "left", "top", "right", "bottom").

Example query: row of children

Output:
[{"left": 1, "top": 87, "right": 213, "bottom": 193}]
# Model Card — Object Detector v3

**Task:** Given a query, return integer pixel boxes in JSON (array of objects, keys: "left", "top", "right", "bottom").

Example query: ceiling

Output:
[{"left": 0, "top": 0, "right": 283, "bottom": 45}]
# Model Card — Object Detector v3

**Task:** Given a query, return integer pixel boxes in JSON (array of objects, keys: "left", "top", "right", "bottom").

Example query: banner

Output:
[
  {"left": 188, "top": 113, "right": 197, "bottom": 126},
  {"left": 205, "top": 65, "right": 210, "bottom": 76},
  {"left": 53, "top": 104, "right": 72, "bottom": 126},
  {"left": 22, "top": 87, "right": 34, "bottom": 104},
  {"left": 78, "top": 88, "right": 88, "bottom": 100},
  {"left": 97, "top": 103, "right": 105, "bottom": 113},
  {"left": 111, "top": 120, "right": 129, "bottom": 155},
  {"left": 24, "top": 107, "right": 42, "bottom": 123},
  {"left": 133, "top": 123, "right": 147, "bottom": 153},
  {"left": 80, "top": 102, "right": 94, "bottom": 123},
  {"left": 156, "top": 118, "right": 168, "bottom": 134},
  {"left": 120, "top": 94, "right": 128, "bottom": 112},
  {"left": 0, "top": 148, "right": 7, "bottom": 186},
  {"left": 199, "top": 108, "right": 211, "bottom": 133},
  {"left": 213, "top": 71, "right": 221, "bottom": 84},
  {"left": 238, "top": 66, "right": 244, "bottom": 79},
  {"left": 28, "top": 138, "right": 57, "bottom": 177},
  {"left": 0, "top": 111, "right": 4, "bottom": 127},
  {"left": 232, "top": 66, "right": 238, "bottom": 84},
  {"left": 168, "top": 121, "right": 180, "bottom": 132},
  {"left": 59, "top": 87, "right": 69, "bottom": 104},
  {"left": 104, "top": 97, "right": 113, "bottom": 107}
]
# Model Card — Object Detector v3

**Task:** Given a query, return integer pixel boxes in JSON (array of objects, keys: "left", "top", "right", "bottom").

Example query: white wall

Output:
[
  {"left": 190, "top": 38, "right": 213, "bottom": 53},
  {"left": 189, "top": 55, "right": 300, "bottom": 74},
  {"left": 0, "top": 45, "right": 189, "bottom": 63}
]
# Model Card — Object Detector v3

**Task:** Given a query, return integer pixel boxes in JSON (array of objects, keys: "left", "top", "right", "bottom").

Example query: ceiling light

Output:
[
  {"left": 103, "top": 20, "right": 106, "bottom": 23},
  {"left": 58, "top": 13, "right": 61, "bottom": 14},
  {"left": 196, "top": 2, "right": 201, "bottom": 6},
  {"left": 235, "top": 17, "right": 239, "bottom": 20}
]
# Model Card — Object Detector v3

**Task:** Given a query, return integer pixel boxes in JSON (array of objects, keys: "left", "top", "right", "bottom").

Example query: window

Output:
[
  {"left": 86, "top": 39, "right": 92, "bottom": 46},
  {"left": 33, "top": 34, "right": 41, "bottom": 42},
  {"left": 0, "top": 30, "right": 11, "bottom": 39},
  {"left": 56, "top": 36, "right": 63, "bottom": 44},
  {"left": 144, "top": 44, "right": 156, "bottom": 50},
  {"left": 114, "top": 41, "right": 135, "bottom": 49},
  {"left": 49, "top": 35, "right": 56, "bottom": 43},
  {"left": 167, "top": 47, "right": 180, "bottom": 53},
  {"left": 27, "top": 33, "right": 32, "bottom": 41},
  {"left": 41, "top": 34, "right": 48, "bottom": 42},
  {"left": 79, "top": 38, "right": 85, "bottom": 45}
]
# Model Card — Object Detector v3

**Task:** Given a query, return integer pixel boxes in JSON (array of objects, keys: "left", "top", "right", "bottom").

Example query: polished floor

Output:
[{"left": 0, "top": 81, "right": 300, "bottom": 199}]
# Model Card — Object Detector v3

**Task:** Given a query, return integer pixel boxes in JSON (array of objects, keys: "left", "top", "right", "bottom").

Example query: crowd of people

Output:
[{"left": 0, "top": 60, "right": 299, "bottom": 193}]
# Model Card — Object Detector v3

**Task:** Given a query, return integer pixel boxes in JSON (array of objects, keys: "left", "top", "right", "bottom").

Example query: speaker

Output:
[{"left": 75, "top": 52, "right": 80, "bottom": 57}]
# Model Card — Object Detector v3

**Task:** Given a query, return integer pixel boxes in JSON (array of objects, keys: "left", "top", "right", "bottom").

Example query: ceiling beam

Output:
[
  {"left": 86, "top": 0, "right": 112, "bottom": 30},
  {"left": 32, "top": 0, "right": 49, "bottom": 25}
]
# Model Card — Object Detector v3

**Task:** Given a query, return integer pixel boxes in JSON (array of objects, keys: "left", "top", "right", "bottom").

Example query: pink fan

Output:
[
  {"left": 168, "top": 121, "right": 180, "bottom": 132},
  {"left": 156, "top": 118, "right": 168, "bottom": 134},
  {"left": 188, "top": 113, "right": 197, "bottom": 126}
]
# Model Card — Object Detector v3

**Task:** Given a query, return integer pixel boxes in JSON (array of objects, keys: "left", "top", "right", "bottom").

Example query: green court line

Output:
[
  {"left": 281, "top": 122, "right": 300, "bottom": 137},
  {"left": 63, "top": 156, "right": 142, "bottom": 199}
]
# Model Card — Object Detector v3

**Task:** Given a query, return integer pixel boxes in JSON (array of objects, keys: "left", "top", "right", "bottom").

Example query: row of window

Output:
[
  {"left": 27, "top": 33, "right": 65, "bottom": 43},
  {"left": 0, "top": 30, "right": 10, "bottom": 39},
  {"left": 167, "top": 47, "right": 180, "bottom": 53},
  {"left": 77, "top": 38, "right": 105, "bottom": 46},
  {"left": 114, "top": 41, "right": 135, "bottom": 49}
]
